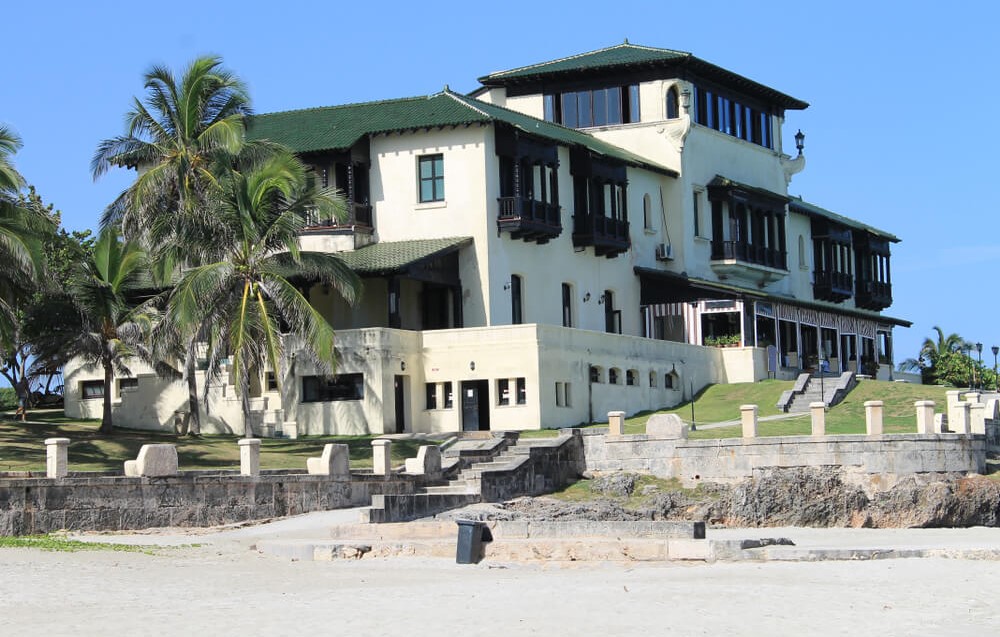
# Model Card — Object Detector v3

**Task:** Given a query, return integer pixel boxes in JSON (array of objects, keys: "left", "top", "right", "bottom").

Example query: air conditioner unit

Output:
[{"left": 655, "top": 243, "right": 674, "bottom": 261}]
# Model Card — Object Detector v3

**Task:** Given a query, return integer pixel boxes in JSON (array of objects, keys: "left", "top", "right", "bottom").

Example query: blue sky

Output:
[{"left": 5, "top": 1, "right": 1000, "bottom": 366}]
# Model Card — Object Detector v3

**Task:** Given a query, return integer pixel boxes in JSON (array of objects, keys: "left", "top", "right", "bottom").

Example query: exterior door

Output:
[{"left": 461, "top": 380, "right": 490, "bottom": 432}]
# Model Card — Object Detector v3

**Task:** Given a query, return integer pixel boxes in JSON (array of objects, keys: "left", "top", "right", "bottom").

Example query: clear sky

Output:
[{"left": 5, "top": 0, "right": 1000, "bottom": 367}]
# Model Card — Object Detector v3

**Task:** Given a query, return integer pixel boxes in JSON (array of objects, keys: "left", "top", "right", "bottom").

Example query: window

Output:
[
  {"left": 443, "top": 382, "right": 454, "bottom": 409},
  {"left": 609, "top": 368, "right": 620, "bottom": 385},
  {"left": 82, "top": 380, "right": 104, "bottom": 400},
  {"left": 692, "top": 85, "right": 772, "bottom": 148},
  {"left": 693, "top": 188, "right": 703, "bottom": 237},
  {"left": 497, "top": 378, "right": 510, "bottom": 406},
  {"left": 589, "top": 366, "right": 603, "bottom": 384},
  {"left": 643, "top": 194, "right": 653, "bottom": 230},
  {"left": 425, "top": 383, "right": 437, "bottom": 410},
  {"left": 666, "top": 86, "right": 679, "bottom": 119},
  {"left": 418, "top": 154, "right": 445, "bottom": 202},
  {"left": 545, "top": 85, "right": 640, "bottom": 128},
  {"left": 302, "top": 374, "right": 364, "bottom": 402},
  {"left": 626, "top": 370, "right": 637, "bottom": 386},
  {"left": 603, "top": 290, "right": 621, "bottom": 334},
  {"left": 665, "top": 370, "right": 679, "bottom": 389},
  {"left": 649, "top": 371, "right": 657, "bottom": 388},
  {"left": 562, "top": 283, "right": 573, "bottom": 328},
  {"left": 118, "top": 378, "right": 138, "bottom": 397},
  {"left": 511, "top": 274, "right": 523, "bottom": 324},
  {"left": 516, "top": 377, "right": 527, "bottom": 405},
  {"left": 798, "top": 235, "right": 807, "bottom": 269},
  {"left": 265, "top": 372, "right": 278, "bottom": 392}
]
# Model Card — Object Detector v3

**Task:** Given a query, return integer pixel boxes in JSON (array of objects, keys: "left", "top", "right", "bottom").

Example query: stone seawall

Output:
[
  {"left": 0, "top": 471, "right": 421, "bottom": 536},
  {"left": 581, "top": 431, "right": 986, "bottom": 487}
]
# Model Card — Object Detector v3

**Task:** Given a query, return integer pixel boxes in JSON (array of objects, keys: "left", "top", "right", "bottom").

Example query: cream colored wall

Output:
[
  {"left": 504, "top": 94, "right": 544, "bottom": 119},
  {"left": 369, "top": 126, "right": 492, "bottom": 328}
]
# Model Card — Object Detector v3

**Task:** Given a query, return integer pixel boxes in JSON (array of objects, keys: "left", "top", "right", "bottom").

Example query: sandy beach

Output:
[{"left": 1, "top": 513, "right": 998, "bottom": 636}]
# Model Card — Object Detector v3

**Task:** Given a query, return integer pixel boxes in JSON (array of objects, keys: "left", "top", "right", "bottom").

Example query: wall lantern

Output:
[
  {"left": 503, "top": 281, "right": 511, "bottom": 291},
  {"left": 400, "top": 361, "right": 406, "bottom": 372},
  {"left": 470, "top": 361, "right": 476, "bottom": 371},
  {"left": 583, "top": 292, "right": 591, "bottom": 303},
  {"left": 794, "top": 129, "right": 805, "bottom": 156}
]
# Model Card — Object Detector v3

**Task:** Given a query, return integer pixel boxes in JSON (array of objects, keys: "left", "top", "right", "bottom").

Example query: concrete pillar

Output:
[
  {"left": 934, "top": 413, "right": 948, "bottom": 434},
  {"left": 238, "top": 438, "right": 261, "bottom": 477},
  {"left": 282, "top": 421, "right": 298, "bottom": 439},
  {"left": 740, "top": 404, "right": 758, "bottom": 438},
  {"left": 966, "top": 392, "right": 982, "bottom": 405},
  {"left": 809, "top": 402, "right": 826, "bottom": 436},
  {"left": 951, "top": 402, "right": 971, "bottom": 435},
  {"left": 372, "top": 439, "right": 392, "bottom": 475},
  {"left": 915, "top": 401, "right": 936, "bottom": 435},
  {"left": 608, "top": 411, "right": 626, "bottom": 437},
  {"left": 970, "top": 403, "right": 986, "bottom": 435},
  {"left": 45, "top": 438, "right": 70, "bottom": 479},
  {"left": 864, "top": 400, "right": 884, "bottom": 435}
]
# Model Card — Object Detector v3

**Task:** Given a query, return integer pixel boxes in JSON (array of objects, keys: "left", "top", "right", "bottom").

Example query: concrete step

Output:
[{"left": 422, "top": 485, "right": 478, "bottom": 495}]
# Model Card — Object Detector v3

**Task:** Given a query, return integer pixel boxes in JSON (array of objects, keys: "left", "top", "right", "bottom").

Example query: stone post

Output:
[
  {"left": 238, "top": 438, "right": 261, "bottom": 477},
  {"left": 915, "top": 400, "right": 936, "bottom": 435},
  {"left": 946, "top": 390, "right": 963, "bottom": 428},
  {"left": 608, "top": 411, "right": 626, "bottom": 437},
  {"left": 740, "top": 404, "right": 758, "bottom": 438},
  {"left": 282, "top": 421, "right": 298, "bottom": 440},
  {"left": 809, "top": 402, "right": 826, "bottom": 436},
  {"left": 44, "top": 438, "right": 70, "bottom": 479},
  {"left": 864, "top": 400, "right": 884, "bottom": 435},
  {"left": 372, "top": 439, "right": 392, "bottom": 475},
  {"left": 970, "top": 403, "right": 986, "bottom": 435},
  {"left": 933, "top": 413, "right": 948, "bottom": 434},
  {"left": 951, "top": 402, "right": 971, "bottom": 434},
  {"left": 966, "top": 391, "right": 982, "bottom": 405}
]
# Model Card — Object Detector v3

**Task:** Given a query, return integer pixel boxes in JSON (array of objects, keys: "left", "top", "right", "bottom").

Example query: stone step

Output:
[{"left": 422, "top": 485, "right": 477, "bottom": 495}]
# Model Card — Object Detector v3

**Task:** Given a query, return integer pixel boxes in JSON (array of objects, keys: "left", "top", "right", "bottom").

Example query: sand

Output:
[{"left": 1, "top": 512, "right": 999, "bottom": 636}]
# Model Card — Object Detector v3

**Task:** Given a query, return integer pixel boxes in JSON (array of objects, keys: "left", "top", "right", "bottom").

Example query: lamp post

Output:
[
  {"left": 992, "top": 345, "right": 999, "bottom": 393},
  {"left": 976, "top": 343, "right": 983, "bottom": 391}
]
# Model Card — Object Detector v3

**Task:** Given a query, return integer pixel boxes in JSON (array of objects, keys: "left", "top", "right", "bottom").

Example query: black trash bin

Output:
[{"left": 455, "top": 519, "right": 492, "bottom": 564}]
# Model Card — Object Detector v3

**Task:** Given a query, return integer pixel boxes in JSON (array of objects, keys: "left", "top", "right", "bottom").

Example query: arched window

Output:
[
  {"left": 589, "top": 365, "right": 604, "bottom": 384},
  {"left": 626, "top": 369, "right": 638, "bottom": 386},
  {"left": 643, "top": 193, "right": 653, "bottom": 230},
  {"left": 609, "top": 367, "right": 621, "bottom": 385},
  {"left": 649, "top": 371, "right": 657, "bottom": 388},
  {"left": 666, "top": 86, "right": 680, "bottom": 119}
]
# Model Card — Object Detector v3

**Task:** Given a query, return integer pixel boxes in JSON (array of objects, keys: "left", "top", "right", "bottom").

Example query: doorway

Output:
[
  {"left": 460, "top": 380, "right": 490, "bottom": 432},
  {"left": 394, "top": 375, "right": 406, "bottom": 434}
]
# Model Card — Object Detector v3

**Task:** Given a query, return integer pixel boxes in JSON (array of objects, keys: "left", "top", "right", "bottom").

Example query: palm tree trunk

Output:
[
  {"left": 240, "top": 382, "right": 253, "bottom": 439},
  {"left": 185, "top": 343, "right": 201, "bottom": 436},
  {"left": 100, "top": 360, "right": 114, "bottom": 435}
]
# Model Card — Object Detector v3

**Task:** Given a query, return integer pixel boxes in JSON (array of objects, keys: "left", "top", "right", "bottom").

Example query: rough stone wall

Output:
[
  {"left": 0, "top": 472, "right": 421, "bottom": 536},
  {"left": 580, "top": 430, "right": 986, "bottom": 486}
]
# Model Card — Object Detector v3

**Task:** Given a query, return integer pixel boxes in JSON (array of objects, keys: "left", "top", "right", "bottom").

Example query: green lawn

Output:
[{"left": 0, "top": 411, "right": 435, "bottom": 473}]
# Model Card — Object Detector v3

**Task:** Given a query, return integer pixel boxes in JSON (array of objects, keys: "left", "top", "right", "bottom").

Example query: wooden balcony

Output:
[
  {"left": 301, "top": 202, "right": 373, "bottom": 231},
  {"left": 709, "top": 240, "right": 788, "bottom": 285},
  {"left": 813, "top": 270, "right": 854, "bottom": 303},
  {"left": 572, "top": 214, "right": 629, "bottom": 258},
  {"left": 856, "top": 280, "right": 892, "bottom": 310},
  {"left": 497, "top": 196, "right": 562, "bottom": 243}
]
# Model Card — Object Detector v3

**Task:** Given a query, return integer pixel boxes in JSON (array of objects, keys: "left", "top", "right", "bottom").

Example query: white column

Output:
[
  {"left": 740, "top": 404, "right": 758, "bottom": 438},
  {"left": 864, "top": 400, "right": 884, "bottom": 435},
  {"left": 372, "top": 439, "right": 392, "bottom": 475},
  {"left": 238, "top": 438, "right": 261, "bottom": 477},
  {"left": 915, "top": 401, "right": 936, "bottom": 435},
  {"left": 45, "top": 438, "right": 70, "bottom": 479},
  {"left": 607, "top": 411, "right": 626, "bottom": 437},
  {"left": 810, "top": 402, "right": 826, "bottom": 436},
  {"left": 950, "top": 402, "right": 971, "bottom": 435}
]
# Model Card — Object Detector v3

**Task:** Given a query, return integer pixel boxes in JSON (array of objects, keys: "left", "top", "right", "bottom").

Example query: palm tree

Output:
[
  {"left": 166, "top": 153, "right": 360, "bottom": 436},
  {"left": 92, "top": 56, "right": 266, "bottom": 434},
  {"left": 918, "top": 326, "right": 967, "bottom": 367},
  {"left": 0, "top": 127, "right": 53, "bottom": 417},
  {"left": 63, "top": 227, "right": 153, "bottom": 434}
]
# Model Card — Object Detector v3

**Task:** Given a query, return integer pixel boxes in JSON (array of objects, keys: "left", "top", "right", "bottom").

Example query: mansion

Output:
[{"left": 66, "top": 42, "right": 909, "bottom": 435}]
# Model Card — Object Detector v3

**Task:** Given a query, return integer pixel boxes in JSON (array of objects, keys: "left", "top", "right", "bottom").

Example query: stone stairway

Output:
[
  {"left": 780, "top": 371, "right": 857, "bottom": 413},
  {"left": 363, "top": 433, "right": 575, "bottom": 523}
]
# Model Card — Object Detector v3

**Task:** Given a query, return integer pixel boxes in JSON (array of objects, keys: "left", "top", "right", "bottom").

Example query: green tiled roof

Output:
[
  {"left": 789, "top": 198, "right": 899, "bottom": 243},
  {"left": 478, "top": 42, "right": 808, "bottom": 110},
  {"left": 480, "top": 42, "right": 689, "bottom": 81},
  {"left": 247, "top": 94, "right": 487, "bottom": 154},
  {"left": 248, "top": 90, "right": 675, "bottom": 176},
  {"left": 336, "top": 237, "right": 472, "bottom": 275}
]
